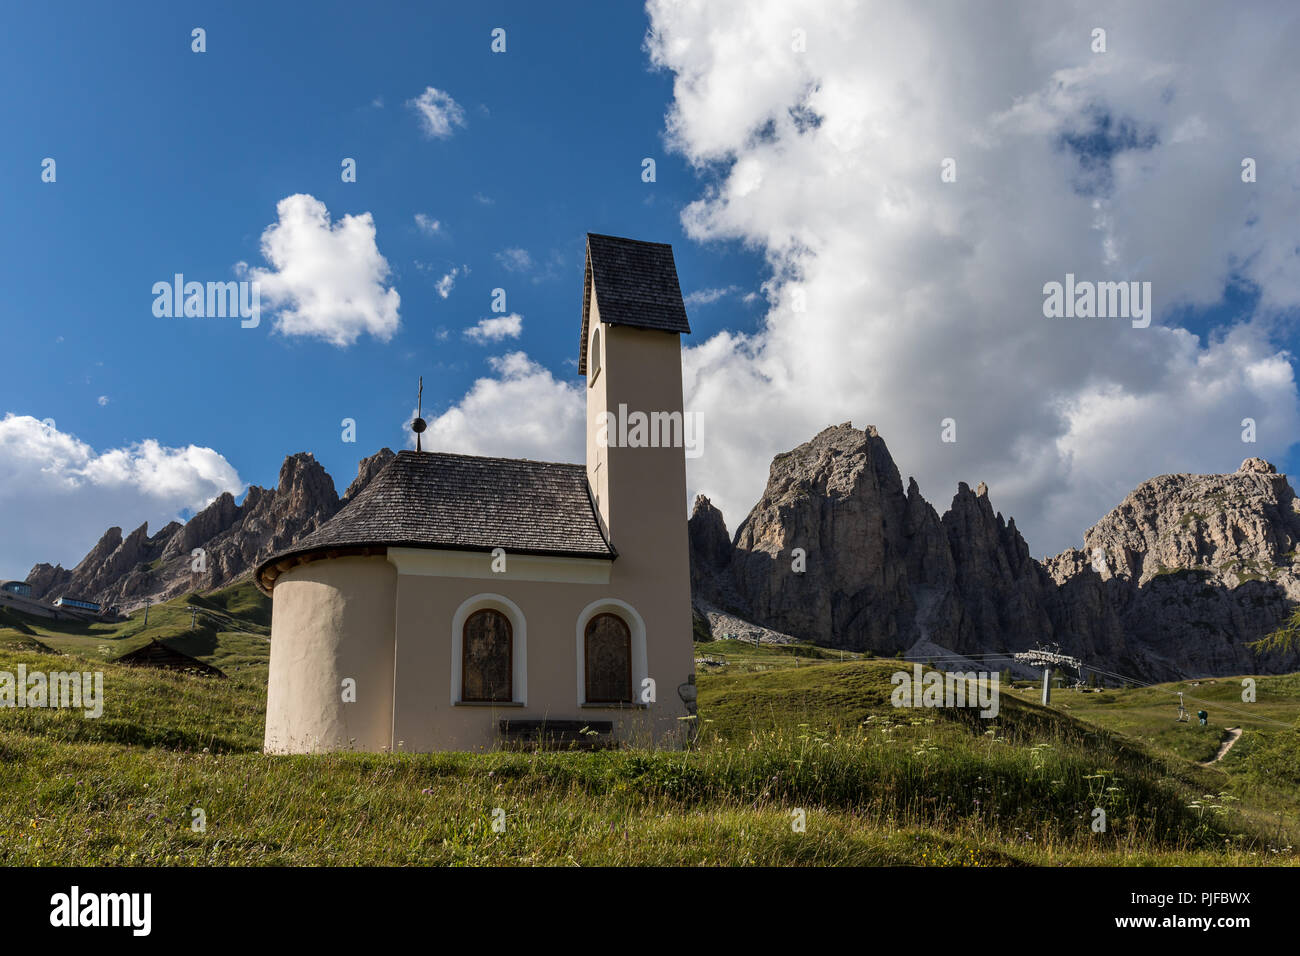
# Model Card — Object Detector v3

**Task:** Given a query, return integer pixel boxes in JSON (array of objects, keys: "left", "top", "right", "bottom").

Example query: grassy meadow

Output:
[{"left": 1, "top": 583, "right": 1298, "bottom": 866}]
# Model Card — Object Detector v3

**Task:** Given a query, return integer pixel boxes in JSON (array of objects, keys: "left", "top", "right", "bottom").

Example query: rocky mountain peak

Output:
[
  {"left": 691, "top": 424, "right": 1300, "bottom": 680},
  {"left": 344, "top": 448, "right": 396, "bottom": 501},
  {"left": 1078, "top": 465, "right": 1300, "bottom": 587},
  {"left": 24, "top": 449, "right": 386, "bottom": 611},
  {"left": 689, "top": 495, "right": 732, "bottom": 571},
  {"left": 72, "top": 526, "right": 123, "bottom": 578},
  {"left": 1240, "top": 457, "right": 1277, "bottom": 474},
  {"left": 275, "top": 452, "right": 339, "bottom": 518}
]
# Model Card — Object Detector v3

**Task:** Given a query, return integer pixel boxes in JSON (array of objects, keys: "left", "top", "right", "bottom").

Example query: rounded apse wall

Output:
[{"left": 263, "top": 555, "right": 396, "bottom": 753}]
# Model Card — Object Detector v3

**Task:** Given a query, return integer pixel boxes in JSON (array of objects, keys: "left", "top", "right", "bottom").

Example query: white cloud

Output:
[
  {"left": 0, "top": 414, "right": 243, "bottom": 580},
  {"left": 641, "top": 0, "right": 1300, "bottom": 556},
  {"left": 418, "top": 353, "right": 584, "bottom": 461},
  {"left": 96, "top": 396, "right": 109, "bottom": 407},
  {"left": 684, "top": 285, "right": 740, "bottom": 307},
  {"left": 495, "top": 247, "right": 533, "bottom": 272},
  {"left": 464, "top": 313, "right": 524, "bottom": 343},
  {"left": 414, "top": 213, "right": 441, "bottom": 236},
  {"left": 408, "top": 86, "right": 467, "bottom": 139},
  {"left": 239, "top": 194, "right": 400, "bottom": 348},
  {"left": 436, "top": 264, "right": 467, "bottom": 298}
]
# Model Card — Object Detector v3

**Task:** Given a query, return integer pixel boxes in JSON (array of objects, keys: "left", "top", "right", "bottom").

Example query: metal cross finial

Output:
[{"left": 412, "top": 376, "right": 427, "bottom": 452}]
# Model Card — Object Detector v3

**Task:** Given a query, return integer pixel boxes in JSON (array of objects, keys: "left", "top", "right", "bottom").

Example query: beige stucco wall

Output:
[
  {"left": 266, "top": 554, "right": 693, "bottom": 753},
  {"left": 390, "top": 572, "right": 668, "bottom": 751},
  {"left": 264, "top": 556, "right": 396, "bottom": 753},
  {"left": 581, "top": 287, "right": 696, "bottom": 747}
]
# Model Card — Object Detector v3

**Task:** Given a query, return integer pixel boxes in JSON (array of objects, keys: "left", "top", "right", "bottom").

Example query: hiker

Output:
[{"left": 1197, "top": 709, "right": 1208, "bottom": 726}]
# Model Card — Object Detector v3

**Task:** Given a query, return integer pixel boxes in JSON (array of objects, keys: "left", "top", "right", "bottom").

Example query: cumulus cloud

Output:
[
  {"left": 0, "top": 414, "right": 243, "bottom": 580},
  {"left": 408, "top": 86, "right": 466, "bottom": 139},
  {"left": 436, "top": 265, "right": 467, "bottom": 298},
  {"left": 495, "top": 247, "right": 533, "bottom": 272},
  {"left": 239, "top": 194, "right": 401, "bottom": 347},
  {"left": 642, "top": 0, "right": 1300, "bottom": 555},
  {"left": 418, "top": 353, "right": 584, "bottom": 461},
  {"left": 414, "top": 213, "right": 441, "bottom": 236},
  {"left": 464, "top": 313, "right": 523, "bottom": 343}
]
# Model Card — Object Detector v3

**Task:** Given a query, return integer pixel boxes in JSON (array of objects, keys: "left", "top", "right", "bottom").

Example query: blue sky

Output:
[
  {"left": 0, "top": 1, "right": 767, "bottom": 577},
  {"left": 3, "top": 1, "right": 1299, "bottom": 579}
]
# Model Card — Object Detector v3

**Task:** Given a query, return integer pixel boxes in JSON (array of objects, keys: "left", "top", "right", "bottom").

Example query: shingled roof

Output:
[
  {"left": 579, "top": 233, "right": 691, "bottom": 374},
  {"left": 116, "top": 639, "right": 226, "bottom": 677},
  {"left": 255, "top": 450, "right": 614, "bottom": 592}
]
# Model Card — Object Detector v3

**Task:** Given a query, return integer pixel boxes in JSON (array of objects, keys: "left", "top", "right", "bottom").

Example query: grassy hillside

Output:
[
  {"left": 0, "top": 580, "right": 270, "bottom": 685},
  {"left": 1, "top": 598, "right": 1297, "bottom": 865}
]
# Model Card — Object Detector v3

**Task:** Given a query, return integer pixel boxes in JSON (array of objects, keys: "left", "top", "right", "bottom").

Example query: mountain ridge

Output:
[
  {"left": 24, "top": 448, "right": 396, "bottom": 611},
  {"left": 22, "top": 427, "right": 1300, "bottom": 679},
  {"left": 690, "top": 423, "right": 1300, "bottom": 680}
]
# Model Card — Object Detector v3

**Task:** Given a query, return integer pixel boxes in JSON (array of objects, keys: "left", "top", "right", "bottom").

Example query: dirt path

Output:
[{"left": 1200, "top": 727, "right": 1243, "bottom": 765}]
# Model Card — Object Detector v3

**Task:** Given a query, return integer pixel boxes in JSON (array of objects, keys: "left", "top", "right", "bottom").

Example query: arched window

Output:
[
  {"left": 462, "top": 608, "right": 513, "bottom": 702},
  {"left": 584, "top": 612, "right": 631, "bottom": 703},
  {"left": 588, "top": 327, "right": 601, "bottom": 386}
]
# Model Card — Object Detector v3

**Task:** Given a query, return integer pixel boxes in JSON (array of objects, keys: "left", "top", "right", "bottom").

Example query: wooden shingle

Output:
[
  {"left": 116, "top": 639, "right": 226, "bottom": 677},
  {"left": 256, "top": 450, "right": 613, "bottom": 592},
  {"left": 579, "top": 233, "right": 691, "bottom": 374}
]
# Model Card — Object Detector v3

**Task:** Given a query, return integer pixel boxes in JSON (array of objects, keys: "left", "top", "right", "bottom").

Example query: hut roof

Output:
[{"left": 116, "top": 639, "right": 225, "bottom": 677}]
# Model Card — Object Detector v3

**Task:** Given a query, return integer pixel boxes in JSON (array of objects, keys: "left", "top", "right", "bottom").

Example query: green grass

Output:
[
  {"left": 0, "top": 579, "right": 270, "bottom": 685},
  {"left": 5, "top": 728, "right": 1281, "bottom": 866},
  {"left": 694, "top": 638, "right": 863, "bottom": 675},
  {"left": 0, "top": 648, "right": 262, "bottom": 752},
  {"left": 0, "top": 606, "right": 38, "bottom": 636},
  {"left": 1003, "top": 675, "right": 1299, "bottom": 765},
  {"left": 0, "top": 601, "right": 1296, "bottom": 865}
]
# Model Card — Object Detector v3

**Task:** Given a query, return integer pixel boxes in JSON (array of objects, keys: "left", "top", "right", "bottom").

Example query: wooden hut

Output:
[{"left": 116, "top": 639, "right": 225, "bottom": 677}]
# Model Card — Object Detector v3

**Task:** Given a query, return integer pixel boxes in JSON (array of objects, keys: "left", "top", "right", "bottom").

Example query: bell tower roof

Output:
[{"left": 579, "top": 233, "right": 692, "bottom": 374}]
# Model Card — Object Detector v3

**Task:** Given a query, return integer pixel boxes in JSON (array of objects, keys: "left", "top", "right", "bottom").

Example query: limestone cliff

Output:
[
  {"left": 692, "top": 424, "right": 1300, "bottom": 680},
  {"left": 25, "top": 448, "right": 394, "bottom": 611}
]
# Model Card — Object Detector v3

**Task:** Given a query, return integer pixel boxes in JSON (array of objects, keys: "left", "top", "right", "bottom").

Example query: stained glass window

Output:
[
  {"left": 585, "top": 612, "right": 631, "bottom": 703},
  {"left": 462, "top": 608, "right": 512, "bottom": 702}
]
